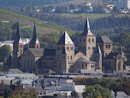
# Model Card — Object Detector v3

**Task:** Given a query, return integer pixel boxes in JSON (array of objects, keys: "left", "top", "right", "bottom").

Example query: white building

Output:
[
  {"left": 114, "top": 0, "right": 130, "bottom": 9},
  {"left": 0, "top": 38, "right": 30, "bottom": 51},
  {"left": 0, "top": 73, "right": 37, "bottom": 85},
  {"left": 60, "top": 79, "right": 75, "bottom": 91}
]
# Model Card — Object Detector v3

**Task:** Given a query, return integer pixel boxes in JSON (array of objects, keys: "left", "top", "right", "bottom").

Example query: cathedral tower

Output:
[
  {"left": 13, "top": 22, "right": 23, "bottom": 67},
  {"left": 78, "top": 18, "right": 96, "bottom": 60},
  {"left": 56, "top": 31, "right": 75, "bottom": 73},
  {"left": 29, "top": 22, "right": 40, "bottom": 48}
]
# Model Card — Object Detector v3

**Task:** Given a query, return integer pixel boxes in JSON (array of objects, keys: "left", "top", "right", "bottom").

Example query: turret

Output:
[{"left": 95, "top": 45, "right": 102, "bottom": 70}]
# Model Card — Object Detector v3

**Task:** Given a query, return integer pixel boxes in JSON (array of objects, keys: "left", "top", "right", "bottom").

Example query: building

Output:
[
  {"left": 113, "top": 0, "right": 130, "bottom": 9},
  {"left": 12, "top": 18, "right": 125, "bottom": 74}
]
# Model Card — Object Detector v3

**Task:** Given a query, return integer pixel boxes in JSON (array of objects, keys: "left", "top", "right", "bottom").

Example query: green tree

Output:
[
  {"left": 28, "top": 88, "right": 37, "bottom": 98},
  {"left": 4, "top": 88, "right": 13, "bottom": 98},
  {"left": 0, "top": 45, "right": 12, "bottom": 62},
  {"left": 83, "top": 84, "right": 112, "bottom": 98}
]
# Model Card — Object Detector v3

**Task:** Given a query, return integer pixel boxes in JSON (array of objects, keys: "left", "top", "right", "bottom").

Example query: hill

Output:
[{"left": 0, "top": 9, "right": 75, "bottom": 38}]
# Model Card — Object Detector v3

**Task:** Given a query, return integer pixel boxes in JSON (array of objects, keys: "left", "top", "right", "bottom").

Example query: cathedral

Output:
[{"left": 12, "top": 18, "right": 125, "bottom": 74}]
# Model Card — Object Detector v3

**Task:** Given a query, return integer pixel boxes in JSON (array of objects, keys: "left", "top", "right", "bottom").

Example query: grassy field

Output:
[
  {"left": 59, "top": 13, "right": 130, "bottom": 19},
  {"left": 0, "top": 9, "right": 75, "bottom": 36}
]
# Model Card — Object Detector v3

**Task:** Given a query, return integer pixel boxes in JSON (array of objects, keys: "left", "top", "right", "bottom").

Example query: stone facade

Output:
[{"left": 13, "top": 19, "right": 125, "bottom": 74}]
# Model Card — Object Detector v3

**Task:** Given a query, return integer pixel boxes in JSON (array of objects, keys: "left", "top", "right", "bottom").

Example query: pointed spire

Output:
[
  {"left": 81, "top": 17, "right": 93, "bottom": 36},
  {"left": 95, "top": 44, "right": 101, "bottom": 54},
  {"left": 30, "top": 21, "right": 39, "bottom": 45},
  {"left": 57, "top": 31, "right": 74, "bottom": 45},
  {"left": 13, "top": 21, "right": 22, "bottom": 44}
]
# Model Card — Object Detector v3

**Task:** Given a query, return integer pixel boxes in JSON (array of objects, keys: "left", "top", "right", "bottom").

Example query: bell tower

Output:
[
  {"left": 78, "top": 17, "right": 96, "bottom": 60},
  {"left": 13, "top": 22, "right": 23, "bottom": 67}
]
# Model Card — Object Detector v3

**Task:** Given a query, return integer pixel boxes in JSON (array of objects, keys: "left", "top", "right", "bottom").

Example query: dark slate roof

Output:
[
  {"left": 80, "top": 17, "right": 93, "bottom": 36},
  {"left": 44, "top": 48, "right": 56, "bottom": 56},
  {"left": 76, "top": 57, "right": 96, "bottom": 63},
  {"left": 30, "top": 22, "right": 39, "bottom": 44},
  {"left": 97, "top": 36, "right": 112, "bottom": 43},
  {"left": 105, "top": 52, "right": 119, "bottom": 59},
  {"left": 29, "top": 48, "right": 44, "bottom": 56},
  {"left": 13, "top": 22, "right": 21, "bottom": 44}
]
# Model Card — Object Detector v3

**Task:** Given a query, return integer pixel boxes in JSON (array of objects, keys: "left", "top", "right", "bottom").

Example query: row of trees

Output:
[{"left": 74, "top": 78, "right": 130, "bottom": 97}]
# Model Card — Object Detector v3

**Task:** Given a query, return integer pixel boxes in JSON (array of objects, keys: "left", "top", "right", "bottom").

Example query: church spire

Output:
[
  {"left": 81, "top": 17, "right": 93, "bottom": 36},
  {"left": 29, "top": 21, "right": 40, "bottom": 48},
  {"left": 13, "top": 21, "right": 22, "bottom": 44}
]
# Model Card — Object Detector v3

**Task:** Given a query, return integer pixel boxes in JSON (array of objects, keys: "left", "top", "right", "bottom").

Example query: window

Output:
[
  {"left": 86, "top": 64, "right": 87, "bottom": 67},
  {"left": 80, "top": 38, "right": 82, "bottom": 42},
  {"left": 88, "top": 38, "right": 90, "bottom": 43},
  {"left": 68, "top": 56, "right": 69, "bottom": 60},
  {"left": 67, "top": 47, "right": 69, "bottom": 50},
  {"left": 37, "top": 45, "right": 39, "bottom": 48},
  {"left": 20, "top": 45, "right": 22, "bottom": 48},
  {"left": 82, "top": 64, "right": 84, "bottom": 68},
  {"left": 83, "top": 38, "right": 85, "bottom": 41},
  {"left": 71, "top": 56, "right": 72, "bottom": 60},
  {"left": 71, "top": 47, "right": 73, "bottom": 50},
  {"left": 109, "top": 44, "right": 111, "bottom": 48},
  {"left": 88, "top": 47, "right": 90, "bottom": 50},
  {"left": 92, "top": 38, "right": 94, "bottom": 43}
]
